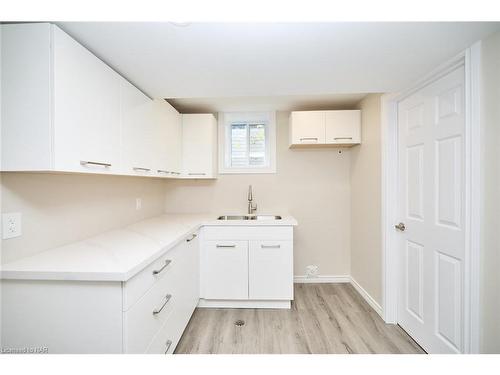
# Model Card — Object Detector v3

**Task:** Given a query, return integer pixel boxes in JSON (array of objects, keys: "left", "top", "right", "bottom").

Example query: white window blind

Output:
[
  {"left": 230, "top": 123, "right": 266, "bottom": 167},
  {"left": 219, "top": 112, "right": 276, "bottom": 174}
]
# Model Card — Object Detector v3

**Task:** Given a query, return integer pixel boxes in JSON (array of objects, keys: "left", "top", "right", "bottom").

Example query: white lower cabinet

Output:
[
  {"left": 123, "top": 233, "right": 199, "bottom": 354},
  {"left": 249, "top": 241, "right": 293, "bottom": 300},
  {"left": 0, "top": 231, "right": 199, "bottom": 354},
  {"left": 200, "top": 226, "right": 294, "bottom": 307},
  {"left": 203, "top": 240, "right": 248, "bottom": 300}
]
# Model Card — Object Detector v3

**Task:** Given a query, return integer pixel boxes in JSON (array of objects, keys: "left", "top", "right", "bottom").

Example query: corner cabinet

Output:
[
  {"left": 181, "top": 114, "right": 217, "bottom": 179},
  {"left": 289, "top": 110, "right": 361, "bottom": 148}
]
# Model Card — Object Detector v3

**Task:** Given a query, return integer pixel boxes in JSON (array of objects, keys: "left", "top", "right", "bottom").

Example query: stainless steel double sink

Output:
[{"left": 217, "top": 215, "right": 282, "bottom": 221}]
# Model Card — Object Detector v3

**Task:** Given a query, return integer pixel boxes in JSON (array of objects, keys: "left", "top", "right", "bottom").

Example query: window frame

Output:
[{"left": 218, "top": 111, "right": 277, "bottom": 174}]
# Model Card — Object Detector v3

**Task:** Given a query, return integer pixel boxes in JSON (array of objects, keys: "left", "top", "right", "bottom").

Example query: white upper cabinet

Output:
[
  {"left": 289, "top": 110, "right": 361, "bottom": 148},
  {"left": 289, "top": 111, "right": 326, "bottom": 145},
  {"left": 181, "top": 114, "right": 217, "bottom": 179},
  {"left": 151, "top": 99, "right": 182, "bottom": 177},
  {"left": 53, "top": 26, "right": 122, "bottom": 174},
  {"left": 325, "top": 110, "right": 361, "bottom": 145},
  {"left": 120, "top": 80, "right": 155, "bottom": 176},
  {"left": 0, "top": 23, "right": 217, "bottom": 179},
  {"left": 1, "top": 23, "right": 123, "bottom": 174},
  {"left": 164, "top": 103, "right": 183, "bottom": 176}
]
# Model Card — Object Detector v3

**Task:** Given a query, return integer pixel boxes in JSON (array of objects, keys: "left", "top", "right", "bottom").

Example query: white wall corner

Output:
[{"left": 350, "top": 276, "right": 383, "bottom": 318}]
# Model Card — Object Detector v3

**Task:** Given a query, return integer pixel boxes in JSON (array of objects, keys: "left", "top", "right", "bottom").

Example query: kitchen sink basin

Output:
[{"left": 217, "top": 215, "right": 282, "bottom": 221}]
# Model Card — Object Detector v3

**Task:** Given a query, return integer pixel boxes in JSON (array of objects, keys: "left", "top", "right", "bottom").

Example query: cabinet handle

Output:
[
  {"left": 133, "top": 167, "right": 151, "bottom": 172},
  {"left": 333, "top": 137, "right": 353, "bottom": 140},
  {"left": 152, "top": 294, "right": 172, "bottom": 315},
  {"left": 165, "top": 340, "right": 173, "bottom": 354},
  {"left": 80, "top": 160, "right": 111, "bottom": 168},
  {"left": 157, "top": 170, "right": 171, "bottom": 174},
  {"left": 188, "top": 173, "right": 207, "bottom": 176},
  {"left": 152, "top": 259, "right": 172, "bottom": 275},
  {"left": 170, "top": 172, "right": 181, "bottom": 175},
  {"left": 186, "top": 233, "right": 197, "bottom": 242},
  {"left": 216, "top": 244, "right": 236, "bottom": 248},
  {"left": 300, "top": 137, "right": 318, "bottom": 142},
  {"left": 261, "top": 244, "right": 281, "bottom": 249}
]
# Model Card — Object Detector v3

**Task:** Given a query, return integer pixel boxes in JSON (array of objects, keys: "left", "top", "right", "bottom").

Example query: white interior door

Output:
[{"left": 397, "top": 66, "right": 465, "bottom": 353}]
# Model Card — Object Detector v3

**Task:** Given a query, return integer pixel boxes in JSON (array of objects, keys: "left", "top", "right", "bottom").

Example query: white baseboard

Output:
[
  {"left": 349, "top": 276, "right": 383, "bottom": 317},
  {"left": 198, "top": 299, "right": 291, "bottom": 309},
  {"left": 293, "top": 275, "right": 350, "bottom": 283},
  {"left": 293, "top": 274, "right": 383, "bottom": 318}
]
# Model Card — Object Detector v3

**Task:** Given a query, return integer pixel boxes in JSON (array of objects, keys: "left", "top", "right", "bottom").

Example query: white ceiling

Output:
[{"left": 58, "top": 22, "right": 499, "bottom": 103}]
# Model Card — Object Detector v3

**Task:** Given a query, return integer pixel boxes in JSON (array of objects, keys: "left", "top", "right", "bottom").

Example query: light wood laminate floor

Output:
[{"left": 175, "top": 283, "right": 425, "bottom": 354}]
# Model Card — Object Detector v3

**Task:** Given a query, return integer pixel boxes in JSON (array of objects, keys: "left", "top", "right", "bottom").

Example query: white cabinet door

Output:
[
  {"left": 325, "top": 110, "right": 361, "bottom": 145},
  {"left": 52, "top": 26, "right": 121, "bottom": 174},
  {"left": 182, "top": 114, "right": 217, "bottom": 178},
  {"left": 164, "top": 102, "right": 182, "bottom": 176},
  {"left": 151, "top": 99, "right": 170, "bottom": 177},
  {"left": 120, "top": 79, "right": 154, "bottom": 176},
  {"left": 203, "top": 240, "right": 248, "bottom": 300},
  {"left": 289, "top": 111, "right": 325, "bottom": 145},
  {"left": 249, "top": 240, "right": 293, "bottom": 300},
  {"left": 1, "top": 23, "right": 53, "bottom": 171}
]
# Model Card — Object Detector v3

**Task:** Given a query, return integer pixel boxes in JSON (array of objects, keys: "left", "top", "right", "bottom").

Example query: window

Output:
[{"left": 219, "top": 112, "right": 276, "bottom": 174}]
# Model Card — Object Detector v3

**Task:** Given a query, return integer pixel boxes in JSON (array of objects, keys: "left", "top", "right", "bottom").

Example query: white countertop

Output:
[{"left": 0, "top": 214, "right": 297, "bottom": 282}]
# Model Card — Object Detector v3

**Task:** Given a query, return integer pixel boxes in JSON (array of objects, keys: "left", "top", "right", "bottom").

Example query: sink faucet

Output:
[{"left": 247, "top": 185, "right": 257, "bottom": 215}]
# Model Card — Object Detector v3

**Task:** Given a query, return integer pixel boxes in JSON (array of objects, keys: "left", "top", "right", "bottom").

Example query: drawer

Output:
[
  {"left": 123, "top": 257, "right": 183, "bottom": 353},
  {"left": 123, "top": 233, "right": 200, "bottom": 353},
  {"left": 146, "top": 273, "right": 199, "bottom": 354},
  {"left": 202, "top": 226, "right": 293, "bottom": 241},
  {"left": 123, "top": 233, "right": 196, "bottom": 311}
]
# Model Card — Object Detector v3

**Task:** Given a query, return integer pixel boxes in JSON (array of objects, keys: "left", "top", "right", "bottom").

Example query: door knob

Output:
[{"left": 395, "top": 222, "right": 406, "bottom": 231}]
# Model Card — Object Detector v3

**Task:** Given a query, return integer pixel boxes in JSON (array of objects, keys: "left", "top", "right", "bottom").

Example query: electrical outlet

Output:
[
  {"left": 2, "top": 212, "right": 22, "bottom": 239},
  {"left": 306, "top": 265, "right": 319, "bottom": 278},
  {"left": 135, "top": 198, "right": 142, "bottom": 210}
]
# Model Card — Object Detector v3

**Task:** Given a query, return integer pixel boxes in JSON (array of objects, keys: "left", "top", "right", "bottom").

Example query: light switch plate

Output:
[{"left": 2, "top": 212, "right": 22, "bottom": 239}]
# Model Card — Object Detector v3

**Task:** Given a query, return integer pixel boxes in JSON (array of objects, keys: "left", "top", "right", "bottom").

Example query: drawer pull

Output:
[
  {"left": 216, "top": 244, "right": 236, "bottom": 248},
  {"left": 152, "top": 259, "right": 172, "bottom": 275},
  {"left": 186, "top": 233, "right": 197, "bottom": 242},
  {"left": 300, "top": 137, "right": 318, "bottom": 142},
  {"left": 80, "top": 160, "right": 111, "bottom": 168},
  {"left": 333, "top": 137, "right": 353, "bottom": 140},
  {"left": 157, "top": 170, "right": 171, "bottom": 174},
  {"left": 152, "top": 294, "right": 172, "bottom": 315},
  {"left": 165, "top": 340, "right": 173, "bottom": 354},
  {"left": 188, "top": 173, "right": 206, "bottom": 176},
  {"left": 261, "top": 244, "right": 281, "bottom": 249},
  {"left": 133, "top": 167, "right": 151, "bottom": 172}
]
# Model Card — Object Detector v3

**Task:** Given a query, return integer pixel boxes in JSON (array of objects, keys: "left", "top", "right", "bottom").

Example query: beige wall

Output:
[
  {"left": 0, "top": 173, "right": 166, "bottom": 264},
  {"left": 164, "top": 111, "right": 352, "bottom": 277},
  {"left": 480, "top": 31, "right": 500, "bottom": 353},
  {"left": 350, "top": 94, "right": 383, "bottom": 305}
]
